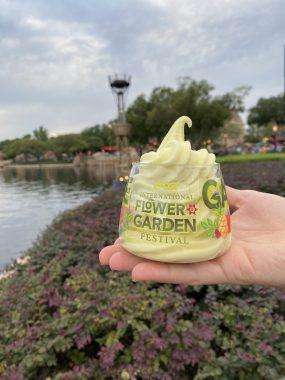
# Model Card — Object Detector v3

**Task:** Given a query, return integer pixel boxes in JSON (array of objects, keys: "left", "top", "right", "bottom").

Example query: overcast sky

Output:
[{"left": 0, "top": 0, "right": 284, "bottom": 140}]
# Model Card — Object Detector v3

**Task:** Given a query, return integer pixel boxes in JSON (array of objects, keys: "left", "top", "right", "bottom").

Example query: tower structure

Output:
[{"left": 108, "top": 73, "right": 131, "bottom": 150}]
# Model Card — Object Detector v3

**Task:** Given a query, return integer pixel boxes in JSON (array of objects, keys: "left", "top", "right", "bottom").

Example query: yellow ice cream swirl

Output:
[{"left": 120, "top": 116, "right": 231, "bottom": 263}]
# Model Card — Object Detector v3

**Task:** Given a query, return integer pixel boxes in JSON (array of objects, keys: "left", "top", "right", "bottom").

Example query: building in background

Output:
[{"left": 218, "top": 111, "right": 245, "bottom": 148}]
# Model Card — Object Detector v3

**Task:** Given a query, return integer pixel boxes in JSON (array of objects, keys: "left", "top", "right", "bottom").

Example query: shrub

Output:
[{"left": 0, "top": 163, "right": 284, "bottom": 379}]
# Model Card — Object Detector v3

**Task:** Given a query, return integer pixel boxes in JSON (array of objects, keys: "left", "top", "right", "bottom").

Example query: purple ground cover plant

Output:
[{"left": 0, "top": 162, "right": 284, "bottom": 379}]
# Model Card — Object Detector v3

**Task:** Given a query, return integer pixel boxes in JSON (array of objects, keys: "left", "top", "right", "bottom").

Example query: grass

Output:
[{"left": 217, "top": 152, "right": 285, "bottom": 164}]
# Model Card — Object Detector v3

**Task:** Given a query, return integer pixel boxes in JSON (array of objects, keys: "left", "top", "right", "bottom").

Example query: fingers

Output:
[
  {"left": 99, "top": 240, "right": 238, "bottom": 286},
  {"left": 131, "top": 259, "right": 232, "bottom": 285},
  {"left": 226, "top": 186, "right": 244, "bottom": 209},
  {"left": 99, "top": 239, "right": 122, "bottom": 265},
  {"left": 99, "top": 239, "right": 146, "bottom": 270},
  {"left": 109, "top": 250, "right": 146, "bottom": 271}
]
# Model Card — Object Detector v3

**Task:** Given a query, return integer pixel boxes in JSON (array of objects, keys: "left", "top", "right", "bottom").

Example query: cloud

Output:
[
  {"left": 0, "top": 5, "right": 114, "bottom": 137},
  {"left": 0, "top": 0, "right": 284, "bottom": 139},
  {"left": 0, "top": 16, "right": 110, "bottom": 94}
]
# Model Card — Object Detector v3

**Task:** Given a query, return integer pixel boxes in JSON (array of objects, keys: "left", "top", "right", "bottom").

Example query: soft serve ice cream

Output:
[{"left": 119, "top": 116, "right": 231, "bottom": 263}]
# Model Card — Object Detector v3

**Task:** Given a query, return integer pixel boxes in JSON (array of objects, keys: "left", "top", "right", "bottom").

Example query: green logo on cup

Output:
[{"left": 202, "top": 178, "right": 227, "bottom": 209}]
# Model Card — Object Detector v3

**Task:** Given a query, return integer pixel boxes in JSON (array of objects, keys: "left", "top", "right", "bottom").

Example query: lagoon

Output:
[{"left": 0, "top": 165, "right": 112, "bottom": 268}]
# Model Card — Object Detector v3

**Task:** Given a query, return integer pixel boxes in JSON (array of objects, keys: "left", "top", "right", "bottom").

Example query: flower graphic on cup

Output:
[{"left": 187, "top": 203, "right": 198, "bottom": 215}]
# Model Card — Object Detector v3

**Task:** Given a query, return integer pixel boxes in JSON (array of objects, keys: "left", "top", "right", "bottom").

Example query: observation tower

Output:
[{"left": 108, "top": 73, "right": 131, "bottom": 150}]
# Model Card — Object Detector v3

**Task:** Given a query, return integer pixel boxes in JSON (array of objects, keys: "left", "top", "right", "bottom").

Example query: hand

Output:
[{"left": 99, "top": 187, "right": 285, "bottom": 288}]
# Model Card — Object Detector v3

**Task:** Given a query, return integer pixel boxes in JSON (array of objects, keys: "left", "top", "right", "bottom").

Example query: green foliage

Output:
[
  {"left": 244, "top": 135, "right": 261, "bottom": 143},
  {"left": 0, "top": 182, "right": 284, "bottom": 379},
  {"left": 245, "top": 124, "right": 261, "bottom": 141},
  {"left": 244, "top": 121, "right": 285, "bottom": 142},
  {"left": 217, "top": 86, "right": 251, "bottom": 113},
  {"left": 0, "top": 139, "right": 13, "bottom": 151},
  {"left": 126, "top": 78, "right": 248, "bottom": 146},
  {"left": 248, "top": 94, "right": 285, "bottom": 126},
  {"left": 3, "top": 139, "right": 48, "bottom": 160},
  {"left": 0, "top": 124, "right": 115, "bottom": 160},
  {"left": 126, "top": 94, "right": 152, "bottom": 144},
  {"left": 260, "top": 123, "right": 285, "bottom": 140},
  {"left": 49, "top": 134, "right": 89, "bottom": 155},
  {"left": 33, "top": 126, "right": 49, "bottom": 142},
  {"left": 101, "top": 125, "right": 115, "bottom": 146},
  {"left": 82, "top": 124, "right": 115, "bottom": 146},
  {"left": 0, "top": 78, "right": 249, "bottom": 158}
]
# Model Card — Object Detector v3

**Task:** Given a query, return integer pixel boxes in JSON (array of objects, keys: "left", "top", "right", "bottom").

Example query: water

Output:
[{"left": 0, "top": 165, "right": 113, "bottom": 268}]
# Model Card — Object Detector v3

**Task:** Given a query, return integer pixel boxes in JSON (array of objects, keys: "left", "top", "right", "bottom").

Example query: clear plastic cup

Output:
[{"left": 119, "top": 162, "right": 231, "bottom": 263}]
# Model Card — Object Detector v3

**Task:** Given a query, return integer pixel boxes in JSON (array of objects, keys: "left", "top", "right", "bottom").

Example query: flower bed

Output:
[{"left": 0, "top": 161, "right": 284, "bottom": 379}]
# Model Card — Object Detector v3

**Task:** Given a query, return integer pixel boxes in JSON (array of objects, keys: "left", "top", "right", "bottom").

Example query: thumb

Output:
[{"left": 226, "top": 186, "right": 244, "bottom": 210}]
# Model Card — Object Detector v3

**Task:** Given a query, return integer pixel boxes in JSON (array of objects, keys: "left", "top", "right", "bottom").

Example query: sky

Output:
[{"left": 0, "top": 0, "right": 284, "bottom": 140}]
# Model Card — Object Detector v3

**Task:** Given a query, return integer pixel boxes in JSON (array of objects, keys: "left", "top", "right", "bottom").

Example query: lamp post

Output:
[
  {"left": 223, "top": 133, "right": 228, "bottom": 154},
  {"left": 272, "top": 124, "right": 279, "bottom": 152}
]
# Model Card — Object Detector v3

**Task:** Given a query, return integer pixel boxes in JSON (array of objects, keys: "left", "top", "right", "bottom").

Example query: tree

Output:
[
  {"left": 100, "top": 125, "right": 115, "bottom": 145},
  {"left": 0, "top": 139, "right": 12, "bottom": 151},
  {"left": 33, "top": 126, "right": 48, "bottom": 142},
  {"left": 81, "top": 124, "right": 115, "bottom": 146},
  {"left": 3, "top": 139, "right": 47, "bottom": 160},
  {"left": 248, "top": 94, "right": 284, "bottom": 126},
  {"left": 126, "top": 95, "right": 152, "bottom": 144},
  {"left": 126, "top": 78, "right": 248, "bottom": 147},
  {"left": 218, "top": 86, "right": 251, "bottom": 113},
  {"left": 81, "top": 125, "right": 104, "bottom": 149},
  {"left": 244, "top": 124, "right": 262, "bottom": 143},
  {"left": 49, "top": 134, "right": 89, "bottom": 155}
]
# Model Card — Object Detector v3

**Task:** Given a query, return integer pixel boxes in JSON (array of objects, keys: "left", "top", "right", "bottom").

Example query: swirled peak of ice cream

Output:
[{"left": 119, "top": 116, "right": 231, "bottom": 263}]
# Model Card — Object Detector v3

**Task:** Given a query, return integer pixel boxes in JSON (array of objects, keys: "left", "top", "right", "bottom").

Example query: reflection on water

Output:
[
  {"left": 0, "top": 165, "right": 114, "bottom": 268},
  {"left": 2, "top": 165, "right": 116, "bottom": 188}
]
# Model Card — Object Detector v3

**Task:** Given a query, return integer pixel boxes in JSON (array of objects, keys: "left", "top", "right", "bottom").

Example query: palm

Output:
[
  {"left": 221, "top": 189, "right": 285, "bottom": 287},
  {"left": 99, "top": 187, "right": 285, "bottom": 288}
]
